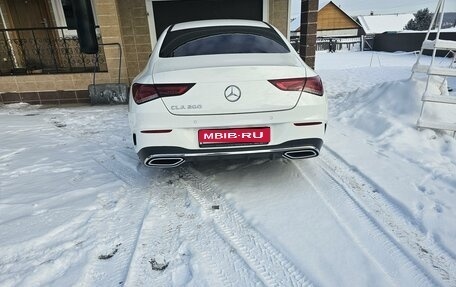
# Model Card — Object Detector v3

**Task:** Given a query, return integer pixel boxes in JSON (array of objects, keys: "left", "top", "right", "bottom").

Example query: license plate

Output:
[{"left": 198, "top": 127, "right": 270, "bottom": 146}]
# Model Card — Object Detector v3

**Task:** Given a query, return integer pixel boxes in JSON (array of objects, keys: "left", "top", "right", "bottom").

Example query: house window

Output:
[{"left": 0, "top": 0, "right": 106, "bottom": 76}]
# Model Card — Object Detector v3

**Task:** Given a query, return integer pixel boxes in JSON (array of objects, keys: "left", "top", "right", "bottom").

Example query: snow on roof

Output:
[
  {"left": 358, "top": 13, "right": 414, "bottom": 34},
  {"left": 398, "top": 27, "right": 456, "bottom": 33},
  {"left": 294, "top": 1, "right": 360, "bottom": 32}
]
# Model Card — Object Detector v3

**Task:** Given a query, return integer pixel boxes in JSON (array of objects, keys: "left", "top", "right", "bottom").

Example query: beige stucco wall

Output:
[
  {"left": 116, "top": 0, "right": 152, "bottom": 83},
  {"left": 94, "top": 0, "right": 129, "bottom": 85},
  {"left": 269, "top": 0, "right": 289, "bottom": 38}
]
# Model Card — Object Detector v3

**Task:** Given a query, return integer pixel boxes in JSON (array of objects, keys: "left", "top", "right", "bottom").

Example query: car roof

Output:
[{"left": 170, "top": 19, "right": 270, "bottom": 32}]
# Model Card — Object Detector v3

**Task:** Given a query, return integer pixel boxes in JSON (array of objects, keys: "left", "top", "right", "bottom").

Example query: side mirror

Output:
[{"left": 71, "top": 0, "right": 98, "bottom": 54}]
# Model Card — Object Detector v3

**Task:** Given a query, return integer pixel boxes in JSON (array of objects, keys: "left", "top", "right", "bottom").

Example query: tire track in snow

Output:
[
  {"left": 319, "top": 147, "right": 456, "bottom": 286},
  {"left": 184, "top": 222, "right": 263, "bottom": 287},
  {"left": 122, "top": 181, "right": 187, "bottom": 287},
  {"left": 75, "top": 185, "right": 153, "bottom": 287},
  {"left": 182, "top": 168, "right": 314, "bottom": 287},
  {"left": 49, "top": 112, "right": 261, "bottom": 286},
  {"left": 123, "top": 172, "right": 262, "bottom": 287},
  {"left": 293, "top": 159, "right": 440, "bottom": 287},
  {"left": 77, "top": 152, "right": 155, "bottom": 287},
  {"left": 96, "top": 153, "right": 261, "bottom": 287}
]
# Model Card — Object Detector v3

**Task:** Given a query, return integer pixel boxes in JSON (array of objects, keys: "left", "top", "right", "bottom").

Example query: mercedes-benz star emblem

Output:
[{"left": 224, "top": 85, "right": 241, "bottom": 102}]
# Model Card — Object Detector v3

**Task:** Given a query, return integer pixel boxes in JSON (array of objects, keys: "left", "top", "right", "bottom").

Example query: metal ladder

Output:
[{"left": 411, "top": 0, "right": 456, "bottom": 135}]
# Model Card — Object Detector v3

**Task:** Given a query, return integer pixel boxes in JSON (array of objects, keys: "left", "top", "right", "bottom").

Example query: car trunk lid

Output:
[{"left": 153, "top": 54, "right": 307, "bottom": 115}]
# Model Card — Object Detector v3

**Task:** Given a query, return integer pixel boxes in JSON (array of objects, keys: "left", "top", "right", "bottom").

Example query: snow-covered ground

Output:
[{"left": 1, "top": 51, "right": 455, "bottom": 287}]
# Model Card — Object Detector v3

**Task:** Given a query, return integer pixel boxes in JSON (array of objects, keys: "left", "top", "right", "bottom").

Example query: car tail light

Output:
[
  {"left": 268, "top": 78, "right": 306, "bottom": 91},
  {"left": 132, "top": 84, "right": 158, "bottom": 104},
  {"left": 155, "top": 84, "right": 194, "bottom": 97},
  {"left": 269, "top": 76, "right": 323, "bottom": 96},
  {"left": 132, "top": 83, "right": 194, "bottom": 104},
  {"left": 303, "top": 76, "right": 323, "bottom": 96}
]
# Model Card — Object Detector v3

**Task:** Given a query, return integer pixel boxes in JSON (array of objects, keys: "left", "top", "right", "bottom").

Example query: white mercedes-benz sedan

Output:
[{"left": 128, "top": 19, "right": 327, "bottom": 167}]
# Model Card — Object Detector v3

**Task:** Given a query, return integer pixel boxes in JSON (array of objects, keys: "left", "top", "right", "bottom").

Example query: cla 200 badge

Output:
[{"left": 171, "top": 104, "right": 202, "bottom": 110}]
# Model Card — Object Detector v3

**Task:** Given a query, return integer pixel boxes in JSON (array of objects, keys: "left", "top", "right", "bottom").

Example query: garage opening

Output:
[{"left": 151, "top": 0, "right": 264, "bottom": 39}]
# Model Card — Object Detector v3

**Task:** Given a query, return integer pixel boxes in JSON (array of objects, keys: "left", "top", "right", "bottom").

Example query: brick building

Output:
[{"left": 0, "top": 0, "right": 304, "bottom": 105}]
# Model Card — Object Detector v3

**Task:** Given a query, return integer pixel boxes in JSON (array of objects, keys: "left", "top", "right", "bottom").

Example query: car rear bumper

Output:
[{"left": 138, "top": 138, "right": 323, "bottom": 167}]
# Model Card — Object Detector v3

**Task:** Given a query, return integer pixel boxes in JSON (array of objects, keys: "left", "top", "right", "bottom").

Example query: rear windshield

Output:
[{"left": 159, "top": 26, "right": 290, "bottom": 58}]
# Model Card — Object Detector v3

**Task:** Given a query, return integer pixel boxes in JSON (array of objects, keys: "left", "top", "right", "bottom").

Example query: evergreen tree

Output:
[{"left": 404, "top": 8, "right": 432, "bottom": 30}]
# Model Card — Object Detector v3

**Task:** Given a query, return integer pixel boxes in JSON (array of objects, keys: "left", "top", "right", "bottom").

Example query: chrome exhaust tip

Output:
[
  {"left": 145, "top": 157, "right": 185, "bottom": 168},
  {"left": 283, "top": 149, "right": 318, "bottom": 160}
]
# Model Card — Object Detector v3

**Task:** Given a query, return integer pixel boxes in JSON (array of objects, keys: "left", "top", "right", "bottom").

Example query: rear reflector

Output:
[
  {"left": 294, "top": 122, "right": 322, "bottom": 126},
  {"left": 132, "top": 83, "right": 194, "bottom": 104},
  {"left": 269, "top": 76, "right": 323, "bottom": 96},
  {"left": 141, "top": 129, "right": 172, "bottom": 133}
]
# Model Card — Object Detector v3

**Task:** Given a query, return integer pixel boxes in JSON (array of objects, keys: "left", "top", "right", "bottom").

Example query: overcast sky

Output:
[{"left": 290, "top": 0, "right": 456, "bottom": 29}]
